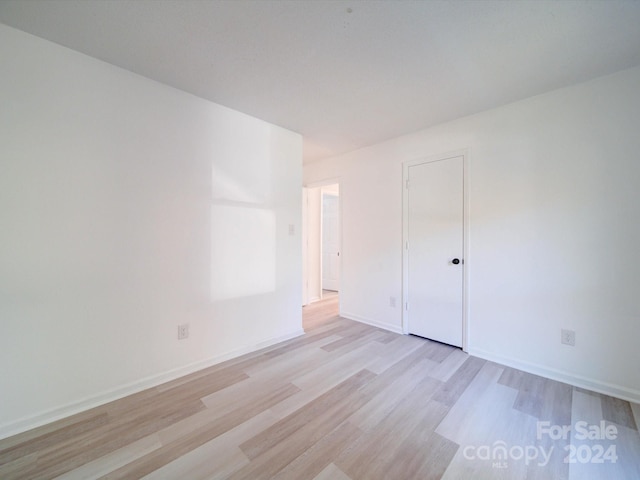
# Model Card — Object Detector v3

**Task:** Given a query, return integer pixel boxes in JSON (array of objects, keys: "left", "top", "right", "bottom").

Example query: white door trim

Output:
[{"left": 402, "top": 149, "right": 470, "bottom": 352}]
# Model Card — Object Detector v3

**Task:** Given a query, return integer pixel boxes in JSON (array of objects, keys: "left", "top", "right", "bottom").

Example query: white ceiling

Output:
[{"left": 2, "top": 0, "right": 640, "bottom": 163}]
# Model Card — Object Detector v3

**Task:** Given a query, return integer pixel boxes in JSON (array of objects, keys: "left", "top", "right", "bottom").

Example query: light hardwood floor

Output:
[{"left": 1, "top": 296, "right": 639, "bottom": 479}]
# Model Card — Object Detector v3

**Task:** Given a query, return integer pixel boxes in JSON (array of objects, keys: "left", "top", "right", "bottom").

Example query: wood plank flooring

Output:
[{"left": 1, "top": 296, "right": 639, "bottom": 479}]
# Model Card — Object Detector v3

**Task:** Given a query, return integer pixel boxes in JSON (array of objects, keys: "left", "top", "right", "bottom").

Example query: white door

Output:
[
  {"left": 322, "top": 192, "right": 340, "bottom": 291},
  {"left": 407, "top": 156, "right": 464, "bottom": 347}
]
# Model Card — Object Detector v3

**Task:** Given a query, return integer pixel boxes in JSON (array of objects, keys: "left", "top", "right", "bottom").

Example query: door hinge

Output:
[
  {"left": 405, "top": 179, "right": 410, "bottom": 189},
  {"left": 405, "top": 240, "right": 408, "bottom": 250},
  {"left": 405, "top": 302, "right": 409, "bottom": 311}
]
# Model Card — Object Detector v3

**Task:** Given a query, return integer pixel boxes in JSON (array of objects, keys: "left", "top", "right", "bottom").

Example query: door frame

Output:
[
  {"left": 302, "top": 178, "right": 342, "bottom": 306},
  {"left": 402, "top": 150, "right": 470, "bottom": 352}
]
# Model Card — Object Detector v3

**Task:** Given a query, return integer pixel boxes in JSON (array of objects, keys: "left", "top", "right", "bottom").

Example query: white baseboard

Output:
[
  {"left": 0, "top": 328, "right": 305, "bottom": 440},
  {"left": 468, "top": 347, "right": 640, "bottom": 404},
  {"left": 340, "top": 311, "right": 404, "bottom": 335}
]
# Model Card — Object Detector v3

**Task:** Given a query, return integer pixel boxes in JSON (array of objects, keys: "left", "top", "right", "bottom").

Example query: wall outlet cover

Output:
[
  {"left": 178, "top": 323, "right": 189, "bottom": 340},
  {"left": 561, "top": 329, "right": 575, "bottom": 346}
]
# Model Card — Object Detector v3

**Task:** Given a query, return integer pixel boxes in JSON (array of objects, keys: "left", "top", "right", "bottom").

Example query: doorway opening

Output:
[{"left": 302, "top": 182, "right": 340, "bottom": 307}]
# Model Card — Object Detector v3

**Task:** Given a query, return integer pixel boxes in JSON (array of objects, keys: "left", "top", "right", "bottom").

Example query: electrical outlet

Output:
[
  {"left": 389, "top": 296, "right": 396, "bottom": 307},
  {"left": 178, "top": 323, "right": 189, "bottom": 340},
  {"left": 561, "top": 329, "right": 575, "bottom": 346}
]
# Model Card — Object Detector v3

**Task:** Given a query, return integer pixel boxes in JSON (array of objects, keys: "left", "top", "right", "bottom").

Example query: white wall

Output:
[
  {"left": 0, "top": 24, "right": 302, "bottom": 437},
  {"left": 304, "top": 65, "right": 640, "bottom": 401}
]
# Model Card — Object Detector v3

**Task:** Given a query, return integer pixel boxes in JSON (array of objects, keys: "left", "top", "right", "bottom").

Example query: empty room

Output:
[{"left": 1, "top": 1, "right": 639, "bottom": 478}]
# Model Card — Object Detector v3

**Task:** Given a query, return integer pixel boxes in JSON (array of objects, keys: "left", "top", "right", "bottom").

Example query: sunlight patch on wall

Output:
[{"left": 210, "top": 205, "right": 276, "bottom": 301}]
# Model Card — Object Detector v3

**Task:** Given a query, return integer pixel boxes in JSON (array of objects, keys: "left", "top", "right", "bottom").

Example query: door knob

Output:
[{"left": 451, "top": 258, "right": 461, "bottom": 265}]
